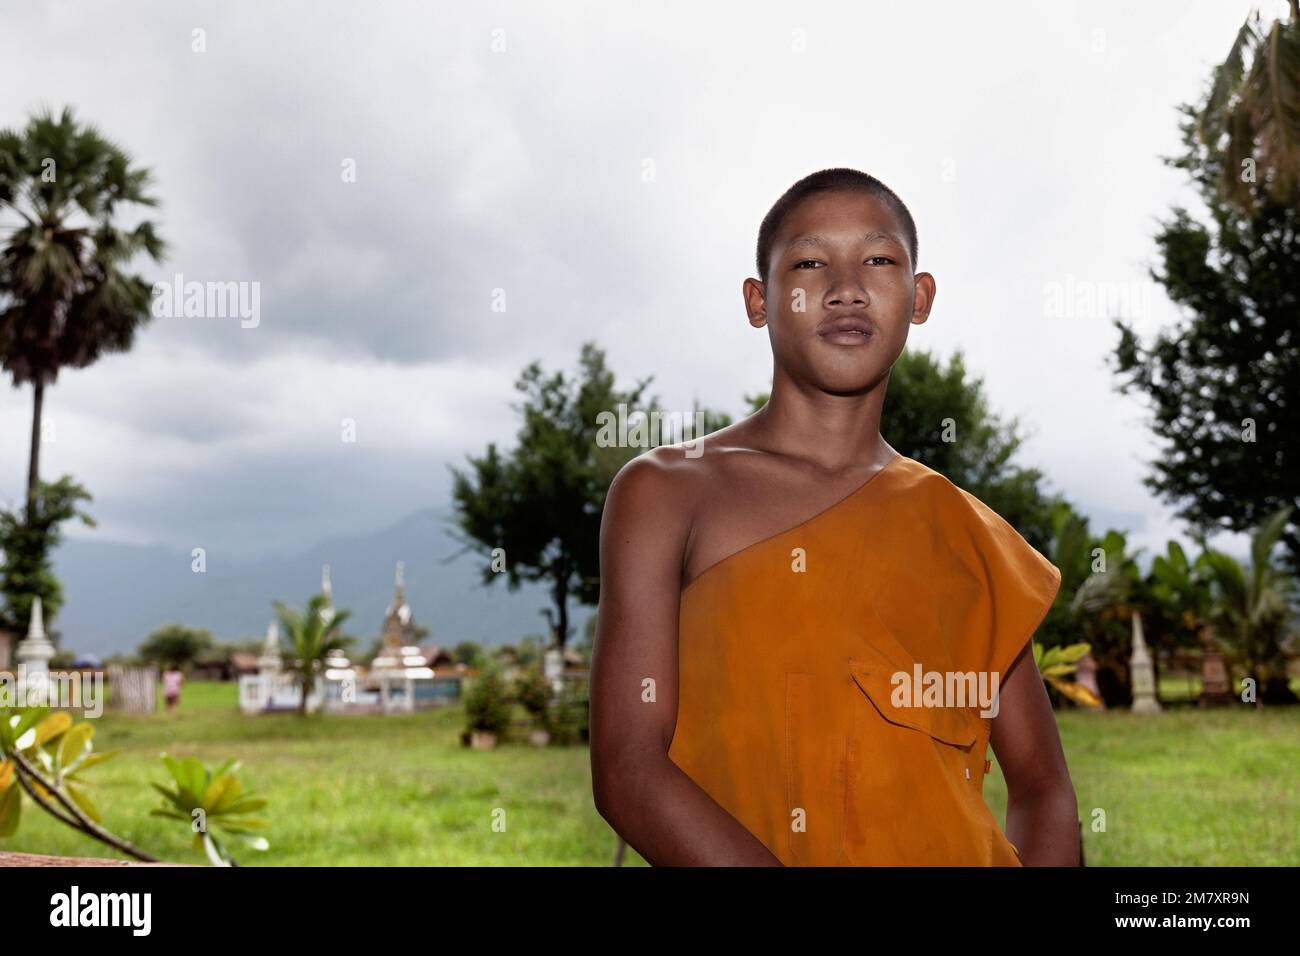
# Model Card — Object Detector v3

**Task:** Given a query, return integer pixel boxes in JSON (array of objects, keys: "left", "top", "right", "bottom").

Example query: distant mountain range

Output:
[{"left": 47, "top": 509, "right": 588, "bottom": 657}]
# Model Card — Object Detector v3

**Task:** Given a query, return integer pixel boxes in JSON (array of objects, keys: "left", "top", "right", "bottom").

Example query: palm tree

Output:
[
  {"left": 1196, "top": 3, "right": 1300, "bottom": 210},
  {"left": 1041, "top": 501, "right": 1097, "bottom": 634},
  {"left": 273, "top": 594, "right": 354, "bottom": 716},
  {"left": 0, "top": 106, "right": 165, "bottom": 519},
  {"left": 1149, "top": 540, "right": 1230, "bottom": 706},
  {"left": 1201, "top": 507, "right": 1298, "bottom": 706},
  {"left": 1070, "top": 530, "right": 1161, "bottom": 704}
]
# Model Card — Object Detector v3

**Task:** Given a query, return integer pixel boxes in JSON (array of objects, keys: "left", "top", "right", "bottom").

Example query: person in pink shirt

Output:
[{"left": 162, "top": 667, "right": 184, "bottom": 713}]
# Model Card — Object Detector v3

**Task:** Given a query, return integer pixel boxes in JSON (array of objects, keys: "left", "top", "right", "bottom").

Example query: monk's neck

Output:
[{"left": 751, "top": 381, "right": 890, "bottom": 469}]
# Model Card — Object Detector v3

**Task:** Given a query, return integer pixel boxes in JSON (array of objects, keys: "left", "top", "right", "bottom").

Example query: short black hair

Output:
[{"left": 755, "top": 167, "right": 918, "bottom": 282}]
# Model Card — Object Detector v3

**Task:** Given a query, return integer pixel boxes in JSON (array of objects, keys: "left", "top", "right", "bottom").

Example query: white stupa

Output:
[
  {"left": 16, "top": 597, "right": 55, "bottom": 704},
  {"left": 1129, "top": 612, "right": 1162, "bottom": 714},
  {"left": 257, "top": 619, "right": 282, "bottom": 674}
]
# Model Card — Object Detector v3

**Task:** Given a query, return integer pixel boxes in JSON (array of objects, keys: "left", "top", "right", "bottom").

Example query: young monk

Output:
[{"left": 590, "top": 167, "right": 1079, "bottom": 867}]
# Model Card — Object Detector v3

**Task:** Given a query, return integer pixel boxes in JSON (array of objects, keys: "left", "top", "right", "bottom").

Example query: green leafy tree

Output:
[
  {"left": 138, "top": 622, "right": 214, "bottom": 670},
  {"left": 452, "top": 640, "right": 484, "bottom": 666},
  {"left": 0, "top": 106, "right": 165, "bottom": 521},
  {"left": 451, "top": 343, "right": 661, "bottom": 650},
  {"left": 1112, "top": 25, "right": 1300, "bottom": 572},
  {"left": 0, "top": 476, "right": 93, "bottom": 635},
  {"left": 273, "top": 593, "right": 354, "bottom": 716}
]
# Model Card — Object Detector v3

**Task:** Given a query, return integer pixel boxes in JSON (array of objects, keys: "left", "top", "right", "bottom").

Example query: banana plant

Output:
[
  {"left": 151, "top": 754, "right": 269, "bottom": 866},
  {"left": 1033, "top": 642, "right": 1103, "bottom": 708}
]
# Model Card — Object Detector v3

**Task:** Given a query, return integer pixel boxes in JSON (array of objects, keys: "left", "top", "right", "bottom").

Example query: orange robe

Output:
[{"left": 667, "top": 453, "right": 1061, "bottom": 866}]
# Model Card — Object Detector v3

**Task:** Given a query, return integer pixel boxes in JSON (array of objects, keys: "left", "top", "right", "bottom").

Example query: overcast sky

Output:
[{"left": 0, "top": 0, "right": 1279, "bottom": 565}]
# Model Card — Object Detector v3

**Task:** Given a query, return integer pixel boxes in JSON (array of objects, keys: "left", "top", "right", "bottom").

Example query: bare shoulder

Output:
[
  {"left": 602, "top": 424, "right": 756, "bottom": 546},
  {"left": 603, "top": 444, "right": 711, "bottom": 528}
]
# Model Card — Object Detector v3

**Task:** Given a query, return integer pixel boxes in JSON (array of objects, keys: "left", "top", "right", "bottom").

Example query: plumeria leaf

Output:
[
  {"left": 0, "top": 782, "right": 21, "bottom": 837},
  {"left": 65, "top": 749, "right": 120, "bottom": 777},
  {"left": 33, "top": 712, "right": 72, "bottom": 748},
  {"left": 63, "top": 779, "right": 101, "bottom": 823},
  {"left": 57, "top": 723, "right": 93, "bottom": 773}
]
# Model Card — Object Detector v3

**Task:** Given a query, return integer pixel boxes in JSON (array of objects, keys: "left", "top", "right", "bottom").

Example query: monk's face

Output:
[{"left": 746, "top": 189, "right": 934, "bottom": 395}]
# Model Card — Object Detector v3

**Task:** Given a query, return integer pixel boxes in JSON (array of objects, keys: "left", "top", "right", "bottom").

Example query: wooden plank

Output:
[{"left": 0, "top": 850, "right": 190, "bottom": 867}]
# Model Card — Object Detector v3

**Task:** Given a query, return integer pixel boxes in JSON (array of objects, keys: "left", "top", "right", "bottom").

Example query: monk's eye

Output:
[{"left": 793, "top": 259, "right": 822, "bottom": 269}]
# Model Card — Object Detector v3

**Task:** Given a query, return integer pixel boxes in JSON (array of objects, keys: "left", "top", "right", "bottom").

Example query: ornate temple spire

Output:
[
  {"left": 320, "top": 564, "right": 335, "bottom": 624},
  {"left": 370, "top": 560, "right": 434, "bottom": 694},
  {"left": 380, "top": 560, "right": 413, "bottom": 650},
  {"left": 389, "top": 561, "right": 411, "bottom": 626}
]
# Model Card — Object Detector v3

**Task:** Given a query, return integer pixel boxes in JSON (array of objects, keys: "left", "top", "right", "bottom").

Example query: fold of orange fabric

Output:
[{"left": 667, "top": 453, "right": 1062, "bottom": 865}]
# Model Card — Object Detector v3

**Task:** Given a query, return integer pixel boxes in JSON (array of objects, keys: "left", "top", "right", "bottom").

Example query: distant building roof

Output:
[{"left": 418, "top": 642, "right": 454, "bottom": 666}]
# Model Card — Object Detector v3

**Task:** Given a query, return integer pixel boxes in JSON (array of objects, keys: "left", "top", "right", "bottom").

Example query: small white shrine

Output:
[
  {"left": 238, "top": 616, "right": 325, "bottom": 714},
  {"left": 240, "top": 562, "right": 454, "bottom": 715},
  {"left": 15, "top": 597, "right": 55, "bottom": 704},
  {"left": 238, "top": 568, "right": 330, "bottom": 714}
]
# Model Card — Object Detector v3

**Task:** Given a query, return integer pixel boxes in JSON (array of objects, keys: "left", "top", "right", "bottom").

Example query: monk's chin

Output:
[{"left": 805, "top": 366, "right": 889, "bottom": 397}]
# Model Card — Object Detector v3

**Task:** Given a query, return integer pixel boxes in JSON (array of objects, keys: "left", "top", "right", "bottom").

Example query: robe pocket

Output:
[
  {"left": 843, "top": 651, "right": 999, "bottom": 865},
  {"left": 847, "top": 655, "right": 979, "bottom": 749}
]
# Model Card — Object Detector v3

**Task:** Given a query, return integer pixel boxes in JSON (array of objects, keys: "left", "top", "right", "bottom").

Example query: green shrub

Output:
[
  {"left": 464, "top": 660, "right": 512, "bottom": 737},
  {"left": 514, "top": 663, "right": 551, "bottom": 722},
  {"left": 544, "top": 679, "right": 589, "bottom": 745}
]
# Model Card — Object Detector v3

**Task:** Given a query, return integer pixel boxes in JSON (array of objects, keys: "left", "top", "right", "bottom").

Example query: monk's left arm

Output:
[{"left": 988, "top": 641, "right": 1080, "bottom": 866}]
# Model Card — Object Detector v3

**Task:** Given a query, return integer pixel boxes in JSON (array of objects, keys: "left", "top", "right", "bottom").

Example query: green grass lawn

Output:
[
  {"left": 4, "top": 681, "right": 1297, "bottom": 865},
  {"left": 985, "top": 707, "right": 1300, "bottom": 866}
]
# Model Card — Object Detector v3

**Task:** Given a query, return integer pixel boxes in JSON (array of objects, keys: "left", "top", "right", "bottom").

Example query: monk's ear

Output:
[
  {"left": 911, "top": 272, "right": 936, "bottom": 326},
  {"left": 743, "top": 277, "right": 768, "bottom": 329}
]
